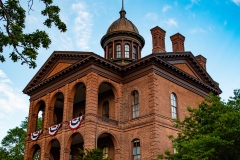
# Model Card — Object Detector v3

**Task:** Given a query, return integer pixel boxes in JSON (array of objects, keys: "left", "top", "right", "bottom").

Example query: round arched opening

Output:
[
  {"left": 52, "top": 92, "right": 64, "bottom": 125},
  {"left": 73, "top": 83, "right": 86, "bottom": 118},
  {"left": 29, "top": 144, "right": 41, "bottom": 160},
  {"left": 98, "top": 83, "right": 115, "bottom": 120},
  {"left": 97, "top": 133, "right": 116, "bottom": 160},
  {"left": 69, "top": 133, "right": 84, "bottom": 160},
  {"left": 49, "top": 139, "right": 61, "bottom": 160}
]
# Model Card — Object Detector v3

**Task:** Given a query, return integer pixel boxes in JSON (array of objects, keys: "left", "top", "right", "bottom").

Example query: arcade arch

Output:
[{"left": 98, "top": 82, "right": 116, "bottom": 120}]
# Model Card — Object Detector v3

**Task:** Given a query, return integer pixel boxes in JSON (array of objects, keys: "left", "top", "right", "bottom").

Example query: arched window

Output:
[
  {"left": 116, "top": 44, "right": 121, "bottom": 58},
  {"left": 133, "top": 46, "right": 137, "bottom": 59},
  {"left": 125, "top": 44, "right": 130, "bottom": 58},
  {"left": 171, "top": 93, "right": 177, "bottom": 119},
  {"left": 102, "top": 146, "right": 109, "bottom": 158},
  {"left": 102, "top": 101, "right": 109, "bottom": 118},
  {"left": 109, "top": 46, "right": 112, "bottom": 59},
  {"left": 133, "top": 139, "right": 140, "bottom": 160},
  {"left": 132, "top": 91, "right": 139, "bottom": 118}
]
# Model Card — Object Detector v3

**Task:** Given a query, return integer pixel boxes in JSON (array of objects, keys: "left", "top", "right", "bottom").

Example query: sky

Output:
[{"left": 0, "top": 0, "right": 240, "bottom": 142}]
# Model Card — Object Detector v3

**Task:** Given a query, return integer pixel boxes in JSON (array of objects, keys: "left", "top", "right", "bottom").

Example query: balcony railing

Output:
[{"left": 97, "top": 115, "right": 119, "bottom": 126}]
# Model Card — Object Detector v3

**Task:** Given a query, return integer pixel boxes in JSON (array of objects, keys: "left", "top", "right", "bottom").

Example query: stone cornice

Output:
[
  {"left": 23, "top": 52, "right": 221, "bottom": 98},
  {"left": 100, "top": 31, "right": 145, "bottom": 48},
  {"left": 23, "top": 51, "right": 92, "bottom": 93}
]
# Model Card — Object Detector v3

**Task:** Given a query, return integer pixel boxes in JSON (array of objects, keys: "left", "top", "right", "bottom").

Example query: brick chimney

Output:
[
  {"left": 150, "top": 26, "right": 166, "bottom": 53},
  {"left": 195, "top": 55, "right": 207, "bottom": 70},
  {"left": 170, "top": 33, "right": 185, "bottom": 52}
]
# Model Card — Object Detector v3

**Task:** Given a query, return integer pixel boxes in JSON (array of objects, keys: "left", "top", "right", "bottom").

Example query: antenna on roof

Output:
[
  {"left": 122, "top": 0, "right": 124, "bottom": 10},
  {"left": 120, "top": 0, "right": 126, "bottom": 18}
]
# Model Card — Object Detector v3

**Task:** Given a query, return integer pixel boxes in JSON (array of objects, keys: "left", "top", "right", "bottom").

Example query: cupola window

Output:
[
  {"left": 109, "top": 47, "right": 112, "bottom": 59},
  {"left": 116, "top": 44, "right": 121, "bottom": 58},
  {"left": 133, "top": 46, "right": 137, "bottom": 59},
  {"left": 125, "top": 44, "right": 130, "bottom": 58}
]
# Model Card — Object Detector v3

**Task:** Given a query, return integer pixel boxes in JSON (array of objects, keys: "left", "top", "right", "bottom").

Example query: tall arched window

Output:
[
  {"left": 132, "top": 91, "right": 139, "bottom": 118},
  {"left": 102, "top": 101, "right": 109, "bottom": 118},
  {"left": 133, "top": 46, "right": 137, "bottom": 60},
  {"left": 125, "top": 44, "right": 130, "bottom": 58},
  {"left": 171, "top": 93, "right": 177, "bottom": 119},
  {"left": 133, "top": 139, "right": 140, "bottom": 160},
  {"left": 109, "top": 46, "right": 112, "bottom": 59},
  {"left": 116, "top": 44, "right": 121, "bottom": 58}
]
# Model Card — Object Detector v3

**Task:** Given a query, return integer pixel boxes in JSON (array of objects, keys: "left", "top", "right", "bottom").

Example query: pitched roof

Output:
[{"left": 23, "top": 51, "right": 221, "bottom": 97}]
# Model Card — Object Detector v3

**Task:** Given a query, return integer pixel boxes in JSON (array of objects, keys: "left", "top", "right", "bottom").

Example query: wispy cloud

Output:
[
  {"left": 72, "top": 2, "right": 93, "bottom": 50},
  {"left": 185, "top": 0, "right": 200, "bottom": 10},
  {"left": 162, "top": 5, "right": 172, "bottom": 13},
  {"left": 0, "top": 70, "right": 28, "bottom": 115},
  {"left": 232, "top": 0, "right": 240, "bottom": 6},
  {"left": 190, "top": 28, "right": 206, "bottom": 34},
  {"left": 145, "top": 12, "right": 158, "bottom": 21},
  {"left": 224, "top": 21, "right": 227, "bottom": 26},
  {"left": 164, "top": 18, "right": 178, "bottom": 27}
]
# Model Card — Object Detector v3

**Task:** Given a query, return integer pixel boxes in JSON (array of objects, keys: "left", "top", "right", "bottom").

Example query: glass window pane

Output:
[
  {"left": 137, "top": 147, "right": 140, "bottom": 154},
  {"left": 136, "top": 111, "right": 139, "bottom": 117},
  {"left": 133, "top": 147, "right": 137, "bottom": 155}
]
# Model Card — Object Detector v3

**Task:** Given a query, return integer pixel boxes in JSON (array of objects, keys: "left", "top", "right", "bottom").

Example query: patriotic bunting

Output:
[
  {"left": 48, "top": 124, "right": 61, "bottom": 136},
  {"left": 68, "top": 116, "right": 84, "bottom": 130},
  {"left": 31, "top": 130, "right": 42, "bottom": 141}
]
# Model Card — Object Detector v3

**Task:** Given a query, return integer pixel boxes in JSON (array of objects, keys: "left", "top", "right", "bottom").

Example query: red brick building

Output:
[{"left": 23, "top": 5, "right": 221, "bottom": 160}]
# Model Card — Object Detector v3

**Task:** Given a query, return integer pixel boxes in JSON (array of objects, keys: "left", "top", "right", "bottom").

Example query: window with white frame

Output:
[
  {"left": 133, "top": 139, "right": 140, "bottom": 160},
  {"left": 125, "top": 44, "right": 130, "bottom": 58},
  {"left": 132, "top": 91, "right": 139, "bottom": 118},
  {"left": 171, "top": 93, "right": 177, "bottom": 119},
  {"left": 116, "top": 44, "right": 121, "bottom": 58}
]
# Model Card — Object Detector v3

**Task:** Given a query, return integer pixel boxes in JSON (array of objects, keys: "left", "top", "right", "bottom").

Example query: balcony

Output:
[{"left": 97, "top": 115, "right": 119, "bottom": 126}]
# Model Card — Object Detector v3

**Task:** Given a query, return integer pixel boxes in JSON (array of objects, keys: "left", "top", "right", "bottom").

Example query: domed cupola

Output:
[{"left": 100, "top": 2, "right": 145, "bottom": 66}]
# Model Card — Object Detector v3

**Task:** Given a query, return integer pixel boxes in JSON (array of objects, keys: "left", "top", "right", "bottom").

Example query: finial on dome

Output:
[
  {"left": 122, "top": 0, "right": 124, "bottom": 10},
  {"left": 119, "top": 0, "right": 126, "bottom": 18}
]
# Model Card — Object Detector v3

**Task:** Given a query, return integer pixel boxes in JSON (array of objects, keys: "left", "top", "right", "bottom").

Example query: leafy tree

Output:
[
  {"left": 0, "top": 117, "right": 42, "bottom": 159},
  {"left": 0, "top": 147, "right": 10, "bottom": 160},
  {"left": 158, "top": 91, "right": 240, "bottom": 160},
  {"left": 0, "top": 0, "right": 67, "bottom": 68},
  {"left": 76, "top": 148, "right": 112, "bottom": 160},
  {"left": 1, "top": 127, "right": 26, "bottom": 160}
]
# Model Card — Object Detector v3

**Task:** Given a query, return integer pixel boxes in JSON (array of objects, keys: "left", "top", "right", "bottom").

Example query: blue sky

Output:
[{"left": 0, "top": 0, "right": 240, "bottom": 141}]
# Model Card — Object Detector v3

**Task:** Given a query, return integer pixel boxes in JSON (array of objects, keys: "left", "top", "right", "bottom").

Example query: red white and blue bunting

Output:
[
  {"left": 68, "top": 116, "right": 84, "bottom": 130},
  {"left": 48, "top": 124, "right": 61, "bottom": 136},
  {"left": 31, "top": 130, "right": 42, "bottom": 141}
]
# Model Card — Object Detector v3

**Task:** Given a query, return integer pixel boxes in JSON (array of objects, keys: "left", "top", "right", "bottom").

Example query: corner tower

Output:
[{"left": 100, "top": 1, "right": 145, "bottom": 66}]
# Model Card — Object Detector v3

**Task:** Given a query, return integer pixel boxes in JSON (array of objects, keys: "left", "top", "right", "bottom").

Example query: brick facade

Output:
[{"left": 23, "top": 6, "right": 221, "bottom": 160}]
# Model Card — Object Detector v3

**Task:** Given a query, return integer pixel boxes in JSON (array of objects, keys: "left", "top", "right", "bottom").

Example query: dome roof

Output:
[
  {"left": 107, "top": 18, "right": 139, "bottom": 34},
  {"left": 106, "top": 9, "right": 139, "bottom": 34}
]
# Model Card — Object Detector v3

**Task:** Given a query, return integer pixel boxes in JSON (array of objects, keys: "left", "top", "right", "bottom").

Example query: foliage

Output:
[
  {"left": 1, "top": 126, "right": 26, "bottom": 160},
  {"left": 0, "top": 147, "right": 10, "bottom": 160},
  {"left": 76, "top": 148, "right": 112, "bottom": 160},
  {"left": 0, "top": 0, "right": 67, "bottom": 68},
  {"left": 158, "top": 91, "right": 240, "bottom": 160},
  {"left": 0, "top": 116, "right": 42, "bottom": 159}
]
